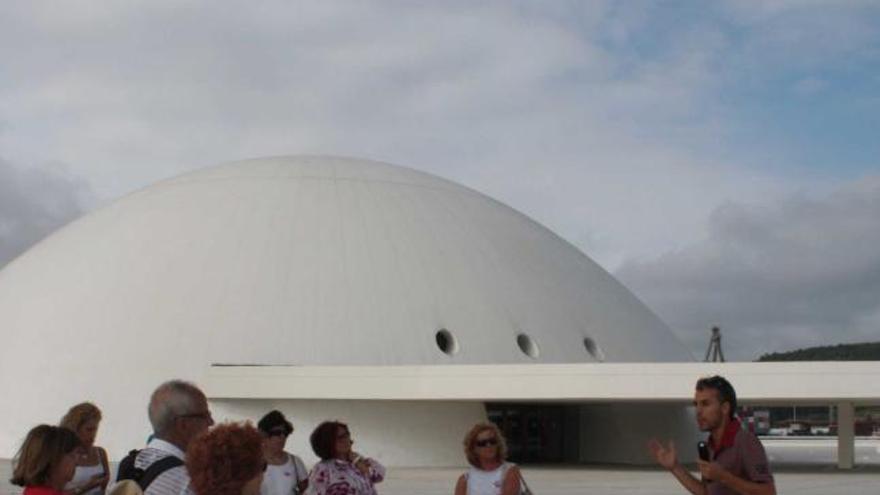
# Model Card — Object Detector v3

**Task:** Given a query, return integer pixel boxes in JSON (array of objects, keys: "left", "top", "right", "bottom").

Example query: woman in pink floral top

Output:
[{"left": 306, "top": 421, "right": 385, "bottom": 495}]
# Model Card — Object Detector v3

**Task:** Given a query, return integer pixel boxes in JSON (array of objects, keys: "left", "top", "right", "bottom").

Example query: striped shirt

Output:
[{"left": 134, "top": 438, "right": 194, "bottom": 495}]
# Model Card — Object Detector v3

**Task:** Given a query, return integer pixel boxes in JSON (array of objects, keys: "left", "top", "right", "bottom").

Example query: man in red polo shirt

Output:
[{"left": 649, "top": 375, "right": 776, "bottom": 495}]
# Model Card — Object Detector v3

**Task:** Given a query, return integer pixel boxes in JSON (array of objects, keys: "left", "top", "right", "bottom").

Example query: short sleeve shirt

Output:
[
  {"left": 305, "top": 458, "right": 385, "bottom": 495},
  {"left": 134, "top": 438, "right": 194, "bottom": 495},
  {"left": 708, "top": 421, "right": 774, "bottom": 495},
  {"left": 261, "top": 453, "right": 308, "bottom": 494}
]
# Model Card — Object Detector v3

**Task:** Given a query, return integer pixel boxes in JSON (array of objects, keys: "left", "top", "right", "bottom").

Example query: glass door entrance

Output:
[{"left": 486, "top": 403, "right": 574, "bottom": 463}]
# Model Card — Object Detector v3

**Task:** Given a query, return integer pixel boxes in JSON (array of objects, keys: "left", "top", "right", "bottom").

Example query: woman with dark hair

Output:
[
  {"left": 60, "top": 402, "right": 110, "bottom": 495},
  {"left": 454, "top": 423, "right": 524, "bottom": 495},
  {"left": 186, "top": 422, "right": 265, "bottom": 495},
  {"left": 257, "top": 410, "right": 308, "bottom": 495},
  {"left": 10, "top": 424, "right": 82, "bottom": 495},
  {"left": 306, "top": 421, "right": 385, "bottom": 495}
]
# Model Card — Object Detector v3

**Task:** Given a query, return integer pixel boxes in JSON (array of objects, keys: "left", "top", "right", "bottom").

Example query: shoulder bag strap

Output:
[
  {"left": 517, "top": 468, "right": 533, "bottom": 495},
  {"left": 289, "top": 453, "right": 299, "bottom": 494},
  {"left": 138, "top": 455, "right": 184, "bottom": 490},
  {"left": 98, "top": 447, "right": 110, "bottom": 476}
]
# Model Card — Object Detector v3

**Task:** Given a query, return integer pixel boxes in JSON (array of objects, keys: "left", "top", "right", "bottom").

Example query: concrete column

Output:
[{"left": 837, "top": 401, "right": 855, "bottom": 470}]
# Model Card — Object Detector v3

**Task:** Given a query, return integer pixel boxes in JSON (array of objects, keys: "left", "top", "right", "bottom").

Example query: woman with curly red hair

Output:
[{"left": 185, "top": 422, "right": 265, "bottom": 495}]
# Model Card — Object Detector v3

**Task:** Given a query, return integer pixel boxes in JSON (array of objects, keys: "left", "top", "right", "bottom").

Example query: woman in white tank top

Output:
[
  {"left": 60, "top": 402, "right": 110, "bottom": 495},
  {"left": 257, "top": 410, "right": 309, "bottom": 495},
  {"left": 454, "top": 423, "right": 522, "bottom": 495}
]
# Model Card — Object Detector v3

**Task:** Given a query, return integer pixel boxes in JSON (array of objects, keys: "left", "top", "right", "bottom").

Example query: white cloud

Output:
[
  {"left": 0, "top": 2, "right": 877, "bottom": 359},
  {"left": 0, "top": 1, "right": 804, "bottom": 267},
  {"left": 616, "top": 176, "right": 880, "bottom": 360},
  {"left": 0, "top": 157, "right": 93, "bottom": 268}
]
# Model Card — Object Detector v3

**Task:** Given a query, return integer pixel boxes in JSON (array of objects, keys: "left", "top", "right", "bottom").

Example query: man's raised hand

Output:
[{"left": 648, "top": 438, "right": 678, "bottom": 470}]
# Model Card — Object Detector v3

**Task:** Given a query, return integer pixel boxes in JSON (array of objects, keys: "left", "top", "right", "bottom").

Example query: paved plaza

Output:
[
  {"left": 379, "top": 466, "right": 880, "bottom": 495},
  {"left": 2, "top": 461, "right": 878, "bottom": 495}
]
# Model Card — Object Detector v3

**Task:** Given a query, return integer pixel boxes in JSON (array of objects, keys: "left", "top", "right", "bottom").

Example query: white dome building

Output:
[{"left": 0, "top": 156, "right": 695, "bottom": 466}]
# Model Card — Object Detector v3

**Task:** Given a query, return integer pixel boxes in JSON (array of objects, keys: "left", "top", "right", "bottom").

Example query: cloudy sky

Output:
[{"left": 1, "top": 1, "right": 878, "bottom": 360}]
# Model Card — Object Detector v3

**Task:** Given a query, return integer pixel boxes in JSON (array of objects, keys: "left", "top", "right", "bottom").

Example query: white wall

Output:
[
  {"left": 211, "top": 399, "right": 488, "bottom": 467},
  {"left": 212, "top": 400, "right": 697, "bottom": 468}
]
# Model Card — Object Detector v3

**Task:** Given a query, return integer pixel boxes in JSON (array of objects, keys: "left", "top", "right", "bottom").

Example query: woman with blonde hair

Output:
[
  {"left": 454, "top": 423, "right": 524, "bottom": 495},
  {"left": 60, "top": 402, "right": 109, "bottom": 495}
]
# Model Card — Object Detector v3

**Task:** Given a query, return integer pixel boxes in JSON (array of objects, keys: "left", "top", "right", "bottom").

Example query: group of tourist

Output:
[
  {"left": 8, "top": 380, "right": 386, "bottom": 495},
  {"left": 9, "top": 375, "right": 775, "bottom": 495}
]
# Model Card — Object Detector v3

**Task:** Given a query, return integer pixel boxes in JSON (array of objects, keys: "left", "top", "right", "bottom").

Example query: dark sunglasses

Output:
[{"left": 475, "top": 438, "right": 498, "bottom": 448}]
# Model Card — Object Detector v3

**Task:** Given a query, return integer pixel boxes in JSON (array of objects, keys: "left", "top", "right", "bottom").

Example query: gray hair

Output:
[{"left": 148, "top": 380, "right": 205, "bottom": 435}]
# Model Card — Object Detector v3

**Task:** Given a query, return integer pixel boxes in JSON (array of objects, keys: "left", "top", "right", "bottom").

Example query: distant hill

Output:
[{"left": 758, "top": 342, "right": 880, "bottom": 361}]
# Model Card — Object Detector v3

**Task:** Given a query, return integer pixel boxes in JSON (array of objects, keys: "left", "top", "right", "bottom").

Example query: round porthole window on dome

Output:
[
  {"left": 435, "top": 329, "right": 459, "bottom": 356},
  {"left": 583, "top": 337, "right": 605, "bottom": 362},
  {"left": 516, "top": 333, "right": 540, "bottom": 359}
]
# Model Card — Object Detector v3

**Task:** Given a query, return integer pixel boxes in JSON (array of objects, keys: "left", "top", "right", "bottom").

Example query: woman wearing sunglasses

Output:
[
  {"left": 454, "top": 423, "right": 523, "bottom": 495},
  {"left": 258, "top": 410, "right": 309, "bottom": 495}
]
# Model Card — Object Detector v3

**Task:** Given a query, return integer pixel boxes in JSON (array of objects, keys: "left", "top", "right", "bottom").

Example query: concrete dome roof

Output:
[{"left": 0, "top": 155, "right": 691, "bottom": 455}]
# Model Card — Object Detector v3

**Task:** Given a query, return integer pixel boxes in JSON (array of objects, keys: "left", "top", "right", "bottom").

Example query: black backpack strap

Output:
[
  {"left": 139, "top": 455, "right": 184, "bottom": 491},
  {"left": 116, "top": 449, "right": 141, "bottom": 482}
]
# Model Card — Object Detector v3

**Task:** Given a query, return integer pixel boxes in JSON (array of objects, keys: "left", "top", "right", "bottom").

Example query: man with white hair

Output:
[{"left": 128, "top": 380, "right": 214, "bottom": 494}]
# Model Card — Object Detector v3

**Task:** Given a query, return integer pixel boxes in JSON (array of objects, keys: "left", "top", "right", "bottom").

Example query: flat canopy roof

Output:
[{"left": 205, "top": 361, "right": 880, "bottom": 406}]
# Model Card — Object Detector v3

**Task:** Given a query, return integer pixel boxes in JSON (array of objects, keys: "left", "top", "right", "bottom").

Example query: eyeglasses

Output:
[
  {"left": 474, "top": 438, "right": 498, "bottom": 448},
  {"left": 267, "top": 430, "right": 289, "bottom": 438}
]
